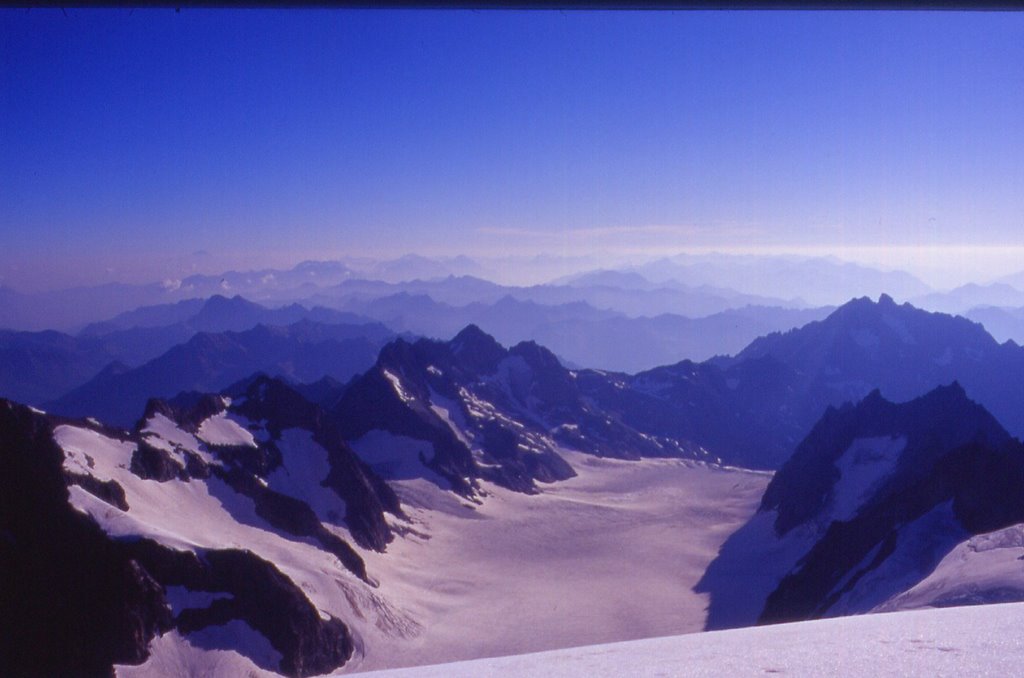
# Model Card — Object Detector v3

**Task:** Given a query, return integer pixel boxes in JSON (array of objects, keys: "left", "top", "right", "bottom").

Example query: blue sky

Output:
[{"left": 2, "top": 9, "right": 1023, "bottom": 290}]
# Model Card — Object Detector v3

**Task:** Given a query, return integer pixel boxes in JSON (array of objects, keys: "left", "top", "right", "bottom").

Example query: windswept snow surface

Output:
[
  {"left": 343, "top": 450, "right": 768, "bottom": 673},
  {"left": 355, "top": 602, "right": 1024, "bottom": 678}
]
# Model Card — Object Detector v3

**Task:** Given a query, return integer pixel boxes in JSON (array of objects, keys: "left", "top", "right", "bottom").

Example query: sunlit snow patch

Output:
[
  {"left": 196, "top": 412, "right": 257, "bottom": 448},
  {"left": 141, "top": 413, "right": 217, "bottom": 465},
  {"left": 383, "top": 370, "right": 415, "bottom": 404},
  {"left": 57, "top": 425, "right": 134, "bottom": 479}
]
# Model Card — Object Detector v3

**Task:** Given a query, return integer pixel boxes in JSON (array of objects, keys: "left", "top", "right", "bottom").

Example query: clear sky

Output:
[{"left": 2, "top": 9, "right": 1023, "bottom": 290}]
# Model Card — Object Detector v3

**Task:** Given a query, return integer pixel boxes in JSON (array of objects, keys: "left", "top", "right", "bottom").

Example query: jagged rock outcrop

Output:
[
  {"left": 0, "top": 391, "right": 393, "bottom": 676},
  {"left": 332, "top": 325, "right": 705, "bottom": 496}
]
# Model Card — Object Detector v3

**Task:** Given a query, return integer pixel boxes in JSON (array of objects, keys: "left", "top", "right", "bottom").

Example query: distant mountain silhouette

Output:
[
  {"left": 966, "top": 305, "right": 1024, "bottom": 344},
  {"left": 47, "top": 320, "right": 396, "bottom": 426},
  {"left": 0, "top": 330, "right": 122, "bottom": 406},
  {"left": 332, "top": 290, "right": 829, "bottom": 371},
  {"left": 633, "top": 254, "right": 932, "bottom": 306},
  {"left": 0, "top": 296, "right": 384, "bottom": 407},
  {"left": 326, "top": 273, "right": 799, "bottom": 320},
  {"left": 911, "top": 283, "right": 1024, "bottom": 314},
  {"left": 83, "top": 294, "right": 376, "bottom": 336}
]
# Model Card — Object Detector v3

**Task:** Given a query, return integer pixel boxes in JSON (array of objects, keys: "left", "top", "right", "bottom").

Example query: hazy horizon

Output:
[
  {"left": 3, "top": 10, "right": 1023, "bottom": 292},
  {"left": 3, "top": 247, "right": 1024, "bottom": 296}
]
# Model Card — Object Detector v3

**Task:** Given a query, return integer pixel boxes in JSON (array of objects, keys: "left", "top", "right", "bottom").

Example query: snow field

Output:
[
  {"left": 355, "top": 601, "right": 1024, "bottom": 678},
  {"left": 343, "top": 450, "right": 768, "bottom": 673}
]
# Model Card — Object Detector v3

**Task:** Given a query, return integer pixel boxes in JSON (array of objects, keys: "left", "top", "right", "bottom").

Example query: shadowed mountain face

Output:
[
  {"left": 46, "top": 320, "right": 396, "bottom": 427},
  {"left": 81, "top": 293, "right": 375, "bottom": 337},
  {"left": 0, "top": 295, "right": 386, "bottom": 408},
  {"left": 697, "top": 384, "right": 1024, "bottom": 630},
  {"left": 36, "top": 294, "right": 1024, "bottom": 473},
  {"left": 726, "top": 294, "right": 1024, "bottom": 443},
  {"left": 0, "top": 376, "right": 401, "bottom": 676},
  {"left": 552, "top": 295, "right": 1024, "bottom": 469},
  {"left": 0, "top": 330, "right": 123, "bottom": 406},
  {"left": 573, "top": 355, "right": 805, "bottom": 470},
  {"left": 325, "top": 295, "right": 1024, "bottom": 475},
  {"left": 332, "top": 324, "right": 709, "bottom": 496}
]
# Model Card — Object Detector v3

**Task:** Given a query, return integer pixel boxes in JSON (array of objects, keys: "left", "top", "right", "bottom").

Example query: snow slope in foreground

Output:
[{"left": 356, "top": 602, "right": 1024, "bottom": 677}]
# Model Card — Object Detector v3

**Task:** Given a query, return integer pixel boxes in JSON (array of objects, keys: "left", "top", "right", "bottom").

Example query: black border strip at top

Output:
[{"left": 13, "top": 0, "right": 1024, "bottom": 10}]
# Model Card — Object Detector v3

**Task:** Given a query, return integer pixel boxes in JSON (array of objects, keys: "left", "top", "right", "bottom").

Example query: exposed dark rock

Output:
[
  {"left": 125, "top": 541, "right": 354, "bottom": 677},
  {"left": 0, "top": 400, "right": 171, "bottom": 676},
  {"left": 130, "top": 439, "right": 185, "bottom": 482},
  {"left": 65, "top": 471, "right": 131, "bottom": 511},
  {"left": 334, "top": 361, "right": 480, "bottom": 496},
  {"left": 228, "top": 374, "right": 404, "bottom": 551}
]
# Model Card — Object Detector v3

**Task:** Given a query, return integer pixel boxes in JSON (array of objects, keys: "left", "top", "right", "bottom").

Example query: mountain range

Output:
[
  {"left": 631, "top": 254, "right": 933, "bottom": 306},
  {"left": 0, "top": 295, "right": 390, "bottom": 411},
  {"left": 10, "top": 361, "right": 1024, "bottom": 675},
  {"left": 46, "top": 320, "right": 397, "bottom": 427},
  {"left": 332, "top": 324, "right": 709, "bottom": 496},
  {"left": 329, "top": 290, "right": 831, "bottom": 371},
  {"left": 724, "top": 294, "right": 1024, "bottom": 447},
  {"left": 12, "top": 282, "right": 1024, "bottom": 675},
  {"left": 28, "top": 293, "right": 1024, "bottom": 472}
]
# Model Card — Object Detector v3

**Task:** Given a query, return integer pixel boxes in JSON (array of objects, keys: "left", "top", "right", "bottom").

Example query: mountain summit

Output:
[{"left": 334, "top": 325, "right": 706, "bottom": 495}]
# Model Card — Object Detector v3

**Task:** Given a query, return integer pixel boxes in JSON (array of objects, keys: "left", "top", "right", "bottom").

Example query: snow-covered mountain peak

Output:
[{"left": 2, "top": 397, "right": 386, "bottom": 677}]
